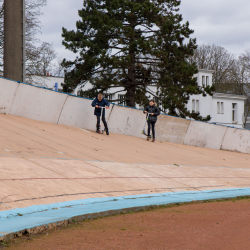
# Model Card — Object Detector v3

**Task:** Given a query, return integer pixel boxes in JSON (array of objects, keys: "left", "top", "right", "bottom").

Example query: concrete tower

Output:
[{"left": 4, "top": 0, "right": 25, "bottom": 82}]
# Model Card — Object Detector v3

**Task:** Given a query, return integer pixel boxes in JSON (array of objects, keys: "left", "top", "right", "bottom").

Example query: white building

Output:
[
  {"left": 30, "top": 70, "right": 247, "bottom": 129},
  {"left": 186, "top": 70, "right": 247, "bottom": 129}
]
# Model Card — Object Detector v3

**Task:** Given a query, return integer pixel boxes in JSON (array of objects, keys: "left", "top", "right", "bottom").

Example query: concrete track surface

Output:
[{"left": 0, "top": 113, "right": 250, "bottom": 212}]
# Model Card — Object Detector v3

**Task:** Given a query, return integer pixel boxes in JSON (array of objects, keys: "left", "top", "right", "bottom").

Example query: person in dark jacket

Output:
[
  {"left": 143, "top": 99, "right": 160, "bottom": 142},
  {"left": 91, "top": 93, "right": 110, "bottom": 135}
]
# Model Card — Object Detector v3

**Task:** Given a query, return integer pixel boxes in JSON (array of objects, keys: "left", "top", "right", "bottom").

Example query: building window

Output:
[
  {"left": 221, "top": 102, "right": 224, "bottom": 114},
  {"left": 217, "top": 102, "right": 224, "bottom": 114},
  {"left": 206, "top": 76, "right": 209, "bottom": 86},
  {"left": 202, "top": 76, "right": 205, "bottom": 87},
  {"left": 105, "top": 94, "right": 112, "bottom": 100},
  {"left": 196, "top": 100, "right": 199, "bottom": 112},
  {"left": 192, "top": 99, "right": 195, "bottom": 111},
  {"left": 192, "top": 99, "right": 199, "bottom": 112},
  {"left": 118, "top": 94, "right": 126, "bottom": 106},
  {"left": 217, "top": 102, "right": 220, "bottom": 114},
  {"left": 232, "top": 103, "right": 237, "bottom": 122}
]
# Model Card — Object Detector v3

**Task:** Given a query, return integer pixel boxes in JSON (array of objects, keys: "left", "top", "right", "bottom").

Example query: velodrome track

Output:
[{"left": 1, "top": 114, "right": 250, "bottom": 240}]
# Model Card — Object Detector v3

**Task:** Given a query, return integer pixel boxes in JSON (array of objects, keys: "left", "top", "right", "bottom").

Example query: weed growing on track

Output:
[{"left": 0, "top": 242, "right": 9, "bottom": 248}]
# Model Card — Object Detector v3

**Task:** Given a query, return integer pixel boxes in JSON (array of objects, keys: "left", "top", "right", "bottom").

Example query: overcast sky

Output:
[{"left": 36, "top": 0, "right": 250, "bottom": 61}]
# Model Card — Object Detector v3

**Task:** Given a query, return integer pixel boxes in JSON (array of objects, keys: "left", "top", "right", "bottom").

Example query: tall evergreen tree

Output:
[{"left": 62, "top": 0, "right": 214, "bottom": 120}]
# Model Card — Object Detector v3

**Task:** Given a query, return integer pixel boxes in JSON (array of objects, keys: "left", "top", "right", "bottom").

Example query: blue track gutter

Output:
[{"left": 1, "top": 188, "right": 250, "bottom": 240}]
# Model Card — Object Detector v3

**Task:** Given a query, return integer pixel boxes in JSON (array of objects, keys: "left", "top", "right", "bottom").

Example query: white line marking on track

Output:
[{"left": 79, "top": 128, "right": 90, "bottom": 133}]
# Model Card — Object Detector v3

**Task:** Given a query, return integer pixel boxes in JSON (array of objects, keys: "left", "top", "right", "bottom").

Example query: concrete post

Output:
[{"left": 4, "top": 0, "right": 25, "bottom": 82}]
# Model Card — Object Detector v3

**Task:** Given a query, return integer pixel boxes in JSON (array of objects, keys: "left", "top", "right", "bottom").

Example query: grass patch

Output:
[{"left": 0, "top": 242, "right": 9, "bottom": 247}]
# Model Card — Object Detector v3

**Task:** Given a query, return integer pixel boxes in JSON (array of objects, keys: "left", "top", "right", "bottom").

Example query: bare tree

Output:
[
  {"left": 238, "top": 50, "right": 250, "bottom": 121},
  {"left": 190, "top": 44, "right": 236, "bottom": 86},
  {"left": 26, "top": 42, "right": 57, "bottom": 85},
  {"left": 25, "top": 0, "right": 47, "bottom": 43},
  {"left": 50, "top": 57, "right": 65, "bottom": 77}
]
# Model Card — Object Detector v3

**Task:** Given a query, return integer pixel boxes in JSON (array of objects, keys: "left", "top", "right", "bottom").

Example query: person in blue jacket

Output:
[
  {"left": 91, "top": 93, "right": 110, "bottom": 135},
  {"left": 143, "top": 99, "right": 160, "bottom": 142}
]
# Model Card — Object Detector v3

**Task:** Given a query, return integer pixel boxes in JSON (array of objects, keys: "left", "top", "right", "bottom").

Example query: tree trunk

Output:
[
  {"left": 126, "top": 18, "right": 136, "bottom": 107},
  {"left": 126, "top": 84, "right": 136, "bottom": 107}
]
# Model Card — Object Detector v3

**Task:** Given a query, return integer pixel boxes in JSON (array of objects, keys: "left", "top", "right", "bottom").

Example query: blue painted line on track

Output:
[{"left": 1, "top": 188, "right": 250, "bottom": 237}]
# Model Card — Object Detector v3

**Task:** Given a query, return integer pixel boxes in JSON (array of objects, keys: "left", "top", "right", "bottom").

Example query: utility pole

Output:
[{"left": 4, "top": 0, "right": 25, "bottom": 82}]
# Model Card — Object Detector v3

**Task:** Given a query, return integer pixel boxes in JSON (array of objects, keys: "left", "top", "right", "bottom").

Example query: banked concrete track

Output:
[{"left": 1, "top": 114, "right": 250, "bottom": 240}]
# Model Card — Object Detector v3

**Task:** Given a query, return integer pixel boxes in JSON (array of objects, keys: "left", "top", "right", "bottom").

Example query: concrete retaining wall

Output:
[
  {"left": 0, "top": 78, "right": 19, "bottom": 114},
  {"left": 0, "top": 77, "right": 250, "bottom": 154},
  {"left": 108, "top": 105, "right": 145, "bottom": 137},
  {"left": 156, "top": 115, "right": 191, "bottom": 144},
  {"left": 184, "top": 121, "right": 228, "bottom": 150},
  {"left": 9, "top": 83, "right": 67, "bottom": 124},
  {"left": 221, "top": 128, "right": 250, "bottom": 154},
  {"left": 58, "top": 96, "right": 113, "bottom": 130}
]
